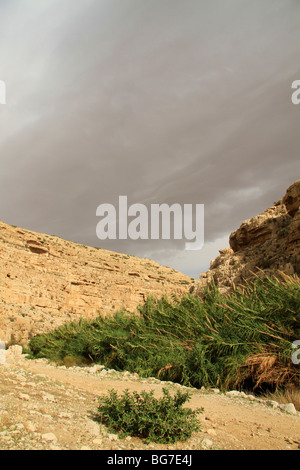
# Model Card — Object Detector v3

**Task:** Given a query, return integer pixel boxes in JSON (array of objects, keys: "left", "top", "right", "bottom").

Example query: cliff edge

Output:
[{"left": 199, "top": 180, "right": 300, "bottom": 291}]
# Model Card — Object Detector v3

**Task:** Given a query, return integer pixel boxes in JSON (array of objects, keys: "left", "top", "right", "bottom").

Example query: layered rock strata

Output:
[{"left": 0, "top": 222, "right": 196, "bottom": 345}]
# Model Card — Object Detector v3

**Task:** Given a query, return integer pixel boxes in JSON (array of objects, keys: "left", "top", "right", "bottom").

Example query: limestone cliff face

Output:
[
  {"left": 0, "top": 223, "right": 197, "bottom": 345},
  {"left": 199, "top": 180, "right": 300, "bottom": 291}
]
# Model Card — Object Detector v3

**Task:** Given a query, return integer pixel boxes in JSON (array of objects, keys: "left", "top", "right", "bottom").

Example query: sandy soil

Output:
[{"left": 0, "top": 353, "right": 299, "bottom": 451}]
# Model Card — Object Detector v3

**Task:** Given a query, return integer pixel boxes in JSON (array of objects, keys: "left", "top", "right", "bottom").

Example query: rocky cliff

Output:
[
  {"left": 2, "top": 180, "right": 299, "bottom": 346},
  {"left": 199, "top": 180, "right": 300, "bottom": 291},
  {"left": 0, "top": 223, "right": 197, "bottom": 345}
]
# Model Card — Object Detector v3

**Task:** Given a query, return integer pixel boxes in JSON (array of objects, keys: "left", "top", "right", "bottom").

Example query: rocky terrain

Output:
[
  {"left": 1, "top": 180, "right": 299, "bottom": 346},
  {"left": 0, "top": 347, "right": 299, "bottom": 451},
  {"left": 0, "top": 221, "right": 197, "bottom": 346},
  {"left": 1, "top": 180, "right": 300, "bottom": 452},
  {"left": 199, "top": 180, "right": 300, "bottom": 291}
]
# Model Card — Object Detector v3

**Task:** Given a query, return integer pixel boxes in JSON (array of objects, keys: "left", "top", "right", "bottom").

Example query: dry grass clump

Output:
[
  {"left": 234, "top": 350, "right": 299, "bottom": 390},
  {"left": 263, "top": 386, "right": 300, "bottom": 411}
]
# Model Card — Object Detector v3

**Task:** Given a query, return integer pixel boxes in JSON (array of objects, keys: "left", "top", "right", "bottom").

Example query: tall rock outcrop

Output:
[
  {"left": 199, "top": 180, "right": 300, "bottom": 291},
  {"left": 0, "top": 223, "right": 197, "bottom": 345}
]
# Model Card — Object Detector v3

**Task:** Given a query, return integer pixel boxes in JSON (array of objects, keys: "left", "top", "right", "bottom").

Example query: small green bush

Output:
[{"left": 96, "top": 388, "right": 203, "bottom": 444}]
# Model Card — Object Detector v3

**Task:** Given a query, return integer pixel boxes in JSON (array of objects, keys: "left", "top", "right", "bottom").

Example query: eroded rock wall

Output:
[
  {"left": 199, "top": 180, "right": 300, "bottom": 291},
  {"left": 0, "top": 223, "right": 197, "bottom": 345}
]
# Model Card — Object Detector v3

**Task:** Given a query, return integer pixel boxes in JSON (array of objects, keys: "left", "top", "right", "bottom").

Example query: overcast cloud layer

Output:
[{"left": 0, "top": 0, "right": 299, "bottom": 278}]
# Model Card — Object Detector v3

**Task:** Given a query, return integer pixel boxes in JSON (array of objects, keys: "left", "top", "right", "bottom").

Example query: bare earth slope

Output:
[
  {"left": 0, "top": 221, "right": 197, "bottom": 345},
  {"left": 1, "top": 351, "right": 299, "bottom": 451}
]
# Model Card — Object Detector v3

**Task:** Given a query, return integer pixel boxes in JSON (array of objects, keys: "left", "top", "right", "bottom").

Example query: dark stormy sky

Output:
[{"left": 0, "top": 0, "right": 299, "bottom": 278}]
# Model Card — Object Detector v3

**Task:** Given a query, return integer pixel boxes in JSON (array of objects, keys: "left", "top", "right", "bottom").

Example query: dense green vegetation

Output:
[
  {"left": 95, "top": 388, "right": 203, "bottom": 443},
  {"left": 28, "top": 275, "right": 300, "bottom": 392}
]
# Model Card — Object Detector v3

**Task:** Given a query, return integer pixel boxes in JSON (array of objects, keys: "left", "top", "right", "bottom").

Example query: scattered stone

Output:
[
  {"left": 92, "top": 438, "right": 103, "bottom": 446},
  {"left": 19, "top": 393, "right": 30, "bottom": 401},
  {"left": 278, "top": 403, "right": 297, "bottom": 415},
  {"left": 246, "top": 394, "right": 256, "bottom": 401},
  {"left": 88, "top": 365, "right": 104, "bottom": 373},
  {"left": 41, "top": 433, "right": 58, "bottom": 442},
  {"left": 15, "top": 423, "right": 25, "bottom": 430},
  {"left": 265, "top": 400, "right": 279, "bottom": 408},
  {"left": 42, "top": 392, "right": 56, "bottom": 402},
  {"left": 206, "top": 429, "right": 217, "bottom": 436},
  {"left": 201, "top": 438, "right": 213, "bottom": 449},
  {"left": 26, "top": 422, "right": 36, "bottom": 433},
  {"left": 225, "top": 390, "right": 241, "bottom": 397},
  {"left": 85, "top": 420, "right": 101, "bottom": 436},
  {"left": 9, "top": 345, "right": 23, "bottom": 357},
  {"left": 58, "top": 412, "right": 72, "bottom": 419},
  {"left": 1, "top": 338, "right": 300, "bottom": 451}
]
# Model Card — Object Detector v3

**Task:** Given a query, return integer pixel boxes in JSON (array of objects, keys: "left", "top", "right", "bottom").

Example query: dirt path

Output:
[{"left": 1, "top": 352, "right": 300, "bottom": 451}]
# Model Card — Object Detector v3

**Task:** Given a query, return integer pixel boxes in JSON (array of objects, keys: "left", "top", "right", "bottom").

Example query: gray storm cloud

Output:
[{"left": 0, "top": 0, "right": 299, "bottom": 278}]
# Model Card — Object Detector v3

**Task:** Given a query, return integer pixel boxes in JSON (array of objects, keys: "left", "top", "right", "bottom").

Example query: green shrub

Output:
[
  {"left": 96, "top": 388, "right": 203, "bottom": 443},
  {"left": 28, "top": 275, "right": 300, "bottom": 392}
]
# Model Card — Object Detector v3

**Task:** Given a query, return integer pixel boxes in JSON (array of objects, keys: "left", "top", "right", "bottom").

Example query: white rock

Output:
[
  {"left": 16, "top": 423, "right": 25, "bottom": 430},
  {"left": 265, "top": 400, "right": 279, "bottom": 408},
  {"left": 92, "top": 438, "right": 103, "bottom": 446},
  {"left": 26, "top": 422, "right": 36, "bottom": 432},
  {"left": 42, "top": 393, "right": 56, "bottom": 402},
  {"left": 226, "top": 390, "right": 241, "bottom": 397},
  {"left": 85, "top": 420, "right": 101, "bottom": 436},
  {"left": 278, "top": 403, "right": 297, "bottom": 415},
  {"left": 88, "top": 365, "right": 102, "bottom": 373},
  {"left": 202, "top": 438, "right": 213, "bottom": 449},
  {"left": 206, "top": 428, "right": 217, "bottom": 436},
  {"left": 8, "top": 345, "right": 23, "bottom": 357},
  {"left": 58, "top": 412, "right": 72, "bottom": 419},
  {"left": 246, "top": 394, "right": 256, "bottom": 401},
  {"left": 41, "top": 432, "right": 58, "bottom": 442},
  {"left": 19, "top": 393, "right": 30, "bottom": 401}
]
